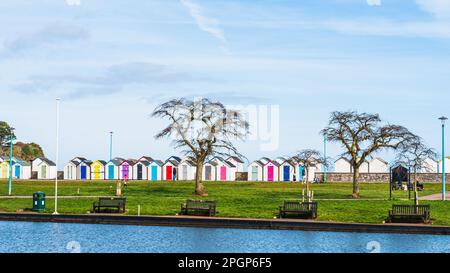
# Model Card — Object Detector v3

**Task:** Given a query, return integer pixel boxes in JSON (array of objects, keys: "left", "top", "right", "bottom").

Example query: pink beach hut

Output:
[{"left": 263, "top": 160, "right": 280, "bottom": 182}]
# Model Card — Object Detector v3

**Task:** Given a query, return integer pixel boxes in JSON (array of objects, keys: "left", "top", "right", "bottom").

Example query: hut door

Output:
[
  {"left": 123, "top": 165, "right": 129, "bottom": 180},
  {"left": 81, "top": 166, "right": 87, "bottom": 180},
  {"left": 137, "top": 164, "right": 143, "bottom": 180},
  {"left": 1, "top": 164, "right": 7, "bottom": 178},
  {"left": 41, "top": 165, "right": 47, "bottom": 179},
  {"left": 182, "top": 165, "right": 187, "bottom": 180},
  {"left": 268, "top": 166, "right": 274, "bottom": 181},
  {"left": 166, "top": 166, "right": 173, "bottom": 180},
  {"left": 299, "top": 166, "right": 305, "bottom": 181},
  {"left": 252, "top": 166, "right": 258, "bottom": 181},
  {"left": 151, "top": 166, "right": 158, "bottom": 181},
  {"left": 94, "top": 165, "right": 100, "bottom": 179},
  {"left": 15, "top": 165, "right": 21, "bottom": 178},
  {"left": 205, "top": 166, "right": 211, "bottom": 180},
  {"left": 220, "top": 166, "right": 227, "bottom": 181},
  {"left": 283, "top": 166, "right": 290, "bottom": 181},
  {"left": 108, "top": 165, "right": 115, "bottom": 180}
]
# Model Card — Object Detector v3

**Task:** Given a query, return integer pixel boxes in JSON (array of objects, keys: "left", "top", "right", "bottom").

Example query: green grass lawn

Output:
[{"left": 0, "top": 179, "right": 449, "bottom": 225}]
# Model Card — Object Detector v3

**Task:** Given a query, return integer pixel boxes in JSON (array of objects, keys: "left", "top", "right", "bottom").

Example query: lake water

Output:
[{"left": 0, "top": 221, "right": 449, "bottom": 253}]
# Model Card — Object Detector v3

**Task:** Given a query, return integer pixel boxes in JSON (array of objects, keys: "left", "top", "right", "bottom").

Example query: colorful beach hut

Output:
[
  {"left": 162, "top": 156, "right": 181, "bottom": 181},
  {"left": 119, "top": 159, "right": 136, "bottom": 180},
  {"left": 105, "top": 158, "right": 124, "bottom": 180},
  {"left": 263, "top": 160, "right": 280, "bottom": 182},
  {"left": 203, "top": 161, "right": 218, "bottom": 181},
  {"left": 148, "top": 160, "right": 163, "bottom": 181},
  {"left": 77, "top": 159, "right": 92, "bottom": 180},
  {"left": 91, "top": 160, "right": 107, "bottom": 180},
  {"left": 133, "top": 159, "right": 151, "bottom": 180},
  {"left": 210, "top": 157, "right": 237, "bottom": 181},
  {"left": 279, "top": 159, "right": 296, "bottom": 182},
  {"left": 12, "top": 159, "right": 32, "bottom": 180},
  {"left": 248, "top": 160, "right": 264, "bottom": 181}
]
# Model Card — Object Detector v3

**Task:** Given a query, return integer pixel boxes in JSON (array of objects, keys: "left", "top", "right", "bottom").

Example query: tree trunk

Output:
[
  {"left": 306, "top": 168, "right": 311, "bottom": 202},
  {"left": 414, "top": 169, "right": 419, "bottom": 207},
  {"left": 352, "top": 167, "right": 360, "bottom": 199},
  {"left": 194, "top": 160, "right": 207, "bottom": 196}
]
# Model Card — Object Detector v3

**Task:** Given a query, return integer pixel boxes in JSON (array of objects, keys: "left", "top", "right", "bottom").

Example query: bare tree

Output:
[
  {"left": 394, "top": 136, "right": 437, "bottom": 206},
  {"left": 152, "top": 98, "right": 249, "bottom": 196},
  {"left": 292, "top": 149, "right": 330, "bottom": 202},
  {"left": 321, "top": 111, "right": 415, "bottom": 198}
]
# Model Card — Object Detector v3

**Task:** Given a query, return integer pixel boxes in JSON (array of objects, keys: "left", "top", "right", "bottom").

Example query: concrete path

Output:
[
  {"left": 0, "top": 196, "right": 107, "bottom": 199},
  {"left": 419, "top": 192, "right": 450, "bottom": 201}
]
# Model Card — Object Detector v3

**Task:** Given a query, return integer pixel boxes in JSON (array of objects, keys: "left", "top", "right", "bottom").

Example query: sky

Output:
[{"left": 1, "top": 0, "right": 450, "bottom": 168}]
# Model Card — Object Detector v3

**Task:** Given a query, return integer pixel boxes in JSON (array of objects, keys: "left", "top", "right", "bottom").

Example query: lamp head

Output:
[{"left": 439, "top": 116, "right": 448, "bottom": 125}]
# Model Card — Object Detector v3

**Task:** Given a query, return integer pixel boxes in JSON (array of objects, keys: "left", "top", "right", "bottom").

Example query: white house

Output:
[
  {"left": 12, "top": 159, "right": 32, "bottom": 180},
  {"left": 34, "top": 158, "right": 57, "bottom": 179},
  {"left": 279, "top": 159, "right": 296, "bottom": 182},
  {"left": 64, "top": 160, "right": 78, "bottom": 180},
  {"left": 263, "top": 160, "right": 280, "bottom": 182},
  {"left": 369, "top": 158, "right": 388, "bottom": 173},
  {"left": 248, "top": 160, "right": 264, "bottom": 181},
  {"left": 420, "top": 157, "right": 439, "bottom": 173},
  {"left": 133, "top": 159, "right": 151, "bottom": 180},
  {"left": 148, "top": 160, "right": 163, "bottom": 181},
  {"left": 203, "top": 160, "right": 218, "bottom": 181},
  {"left": 227, "top": 156, "right": 245, "bottom": 172},
  {"left": 210, "top": 157, "right": 237, "bottom": 181},
  {"left": 163, "top": 156, "right": 181, "bottom": 181},
  {"left": 439, "top": 157, "right": 450, "bottom": 173},
  {"left": 105, "top": 158, "right": 124, "bottom": 180},
  {"left": 334, "top": 157, "right": 352, "bottom": 173},
  {"left": 179, "top": 157, "right": 197, "bottom": 181}
]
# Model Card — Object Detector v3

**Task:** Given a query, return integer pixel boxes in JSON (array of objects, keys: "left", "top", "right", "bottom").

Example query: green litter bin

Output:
[{"left": 32, "top": 192, "right": 46, "bottom": 212}]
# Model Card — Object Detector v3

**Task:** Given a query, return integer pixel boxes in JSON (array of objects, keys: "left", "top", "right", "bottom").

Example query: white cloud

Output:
[
  {"left": 367, "top": 0, "right": 381, "bottom": 6},
  {"left": 179, "top": 0, "right": 228, "bottom": 47},
  {"left": 416, "top": 0, "right": 450, "bottom": 19}
]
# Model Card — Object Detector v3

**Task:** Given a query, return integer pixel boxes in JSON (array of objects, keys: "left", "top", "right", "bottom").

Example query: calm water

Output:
[{"left": 0, "top": 221, "right": 449, "bottom": 253}]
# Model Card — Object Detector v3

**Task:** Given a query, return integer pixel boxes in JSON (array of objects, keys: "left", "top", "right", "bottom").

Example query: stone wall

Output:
[{"left": 315, "top": 172, "right": 450, "bottom": 183}]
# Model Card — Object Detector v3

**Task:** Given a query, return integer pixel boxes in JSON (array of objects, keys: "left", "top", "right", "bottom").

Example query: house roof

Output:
[
  {"left": 265, "top": 160, "right": 281, "bottom": 167},
  {"left": 136, "top": 160, "right": 151, "bottom": 166},
  {"left": 150, "top": 160, "right": 164, "bottom": 166},
  {"left": 166, "top": 156, "right": 182, "bottom": 162},
  {"left": 227, "top": 156, "right": 244, "bottom": 163},
  {"left": 164, "top": 159, "right": 180, "bottom": 166},
  {"left": 335, "top": 157, "right": 351, "bottom": 163},
  {"left": 91, "top": 160, "right": 107, "bottom": 166},
  {"left": 39, "top": 157, "right": 56, "bottom": 166},
  {"left": 281, "top": 159, "right": 296, "bottom": 167},
  {"left": 139, "top": 156, "right": 153, "bottom": 162},
  {"left": 120, "top": 159, "right": 137, "bottom": 166},
  {"left": 259, "top": 157, "right": 271, "bottom": 164},
  {"left": 371, "top": 157, "right": 388, "bottom": 164},
  {"left": 107, "top": 158, "right": 125, "bottom": 166},
  {"left": 180, "top": 159, "right": 197, "bottom": 167},
  {"left": 249, "top": 160, "right": 264, "bottom": 167}
]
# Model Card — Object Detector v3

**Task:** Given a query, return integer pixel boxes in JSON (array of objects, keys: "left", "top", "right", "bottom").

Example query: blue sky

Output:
[{"left": 1, "top": 0, "right": 450, "bottom": 167}]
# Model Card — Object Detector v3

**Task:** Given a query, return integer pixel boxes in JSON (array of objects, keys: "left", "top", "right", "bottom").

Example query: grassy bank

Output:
[{"left": 0, "top": 180, "right": 449, "bottom": 225}]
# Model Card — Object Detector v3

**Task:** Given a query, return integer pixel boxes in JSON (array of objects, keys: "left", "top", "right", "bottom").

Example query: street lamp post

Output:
[
  {"left": 324, "top": 134, "right": 327, "bottom": 183},
  {"left": 439, "top": 116, "right": 448, "bottom": 201},
  {"left": 53, "top": 98, "right": 61, "bottom": 215},
  {"left": 109, "top": 131, "right": 114, "bottom": 161},
  {"left": 8, "top": 127, "right": 15, "bottom": 196}
]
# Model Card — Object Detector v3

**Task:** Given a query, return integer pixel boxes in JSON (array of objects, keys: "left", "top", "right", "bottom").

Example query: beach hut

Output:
[
  {"left": 148, "top": 160, "right": 163, "bottom": 181},
  {"left": 0, "top": 158, "right": 10, "bottom": 179},
  {"left": 91, "top": 160, "right": 107, "bottom": 180},
  {"left": 64, "top": 160, "right": 78, "bottom": 180},
  {"left": 263, "top": 160, "right": 280, "bottom": 182},
  {"left": 369, "top": 158, "right": 389, "bottom": 173},
  {"left": 77, "top": 160, "right": 92, "bottom": 180},
  {"left": 12, "top": 159, "right": 32, "bottom": 180},
  {"left": 248, "top": 160, "right": 264, "bottom": 181},
  {"left": 105, "top": 158, "right": 124, "bottom": 180},
  {"left": 203, "top": 160, "right": 218, "bottom": 181},
  {"left": 334, "top": 157, "right": 352, "bottom": 173},
  {"left": 227, "top": 156, "right": 245, "bottom": 172},
  {"left": 179, "top": 157, "right": 197, "bottom": 181},
  {"left": 119, "top": 159, "right": 136, "bottom": 180},
  {"left": 162, "top": 156, "right": 181, "bottom": 181},
  {"left": 133, "top": 159, "right": 151, "bottom": 180},
  {"left": 210, "top": 157, "right": 237, "bottom": 181},
  {"left": 439, "top": 157, "right": 450, "bottom": 173},
  {"left": 33, "top": 158, "right": 57, "bottom": 179},
  {"left": 279, "top": 159, "right": 296, "bottom": 182},
  {"left": 420, "top": 157, "right": 439, "bottom": 173}
]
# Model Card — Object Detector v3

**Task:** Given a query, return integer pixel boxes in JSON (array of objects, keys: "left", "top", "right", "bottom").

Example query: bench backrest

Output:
[
  {"left": 392, "top": 204, "right": 430, "bottom": 215},
  {"left": 186, "top": 200, "right": 216, "bottom": 209},
  {"left": 98, "top": 197, "right": 126, "bottom": 206},
  {"left": 283, "top": 201, "right": 317, "bottom": 211}
]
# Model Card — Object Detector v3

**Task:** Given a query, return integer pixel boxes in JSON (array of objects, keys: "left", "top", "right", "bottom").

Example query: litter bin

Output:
[{"left": 32, "top": 192, "right": 46, "bottom": 212}]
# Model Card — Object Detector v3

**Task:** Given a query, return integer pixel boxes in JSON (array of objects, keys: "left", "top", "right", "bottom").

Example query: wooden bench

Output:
[
  {"left": 181, "top": 200, "right": 217, "bottom": 217},
  {"left": 387, "top": 204, "right": 430, "bottom": 224},
  {"left": 279, "top": 201, "right": 318, "bottom": 219},
  {"left": 93, "top": 197, "right": 126, "bottom": 213}
]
